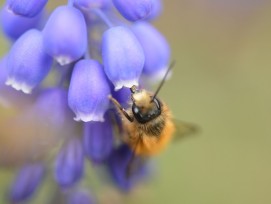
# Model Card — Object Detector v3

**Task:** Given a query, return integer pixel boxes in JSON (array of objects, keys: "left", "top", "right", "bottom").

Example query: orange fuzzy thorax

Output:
[{"left": 123, "top": 101, "right": 175, "bottom": 156}]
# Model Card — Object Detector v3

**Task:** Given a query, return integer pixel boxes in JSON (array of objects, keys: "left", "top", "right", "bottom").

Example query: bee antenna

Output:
[{"left": 151, "top": 60, "right": 175, "bottom": 102}]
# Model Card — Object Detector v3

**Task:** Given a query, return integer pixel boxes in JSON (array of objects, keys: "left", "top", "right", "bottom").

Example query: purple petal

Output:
[
  {"left": 83, "top": 114, "right": 113, "bottom": 163},
  {"left": 132, "top": 22, "right": 170, "bottom": 80},
  {"left": 102, "top": 26, "right": 145, "bottom": 90},
  {"left": 9, "top": 163, "right": 45, "bottom": 202},
  {"left": 68, "top": 59, "right": 110, "bottom": 122},
  {"left": 1, "top": 5, "right": 43, "bottom": 41},
  {"left": 7, "top": 0, "right": 48, "bottom": 17},
  {"left": 112, "top": 0, "right": 153, "bottom": 21},
  {"left": 6, "top": 29, "right": 53, "bottom": 94},
  {"left": 54, "top": 138, "right": 84, "bottom": 188},
  {"left": 42, "top": 6, "right": 87, "bottom": 65}
]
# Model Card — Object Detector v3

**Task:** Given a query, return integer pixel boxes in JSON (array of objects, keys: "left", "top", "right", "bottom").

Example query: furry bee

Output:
[
  {"left": 109, "top": 86, "right": 175, "bottom": 156},
  {"left": 109, "top": 62, "right": 195, "bottom": 157}
]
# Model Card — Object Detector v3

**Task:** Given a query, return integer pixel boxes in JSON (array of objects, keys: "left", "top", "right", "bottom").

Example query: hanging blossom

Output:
[{"left": 0, "top": 0, "right": 170, "bottom": 203}]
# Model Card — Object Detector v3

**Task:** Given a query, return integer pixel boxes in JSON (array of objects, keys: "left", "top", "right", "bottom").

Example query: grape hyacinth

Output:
[{"left": 0, "top": 0, "right": 171, "bottom": 203}]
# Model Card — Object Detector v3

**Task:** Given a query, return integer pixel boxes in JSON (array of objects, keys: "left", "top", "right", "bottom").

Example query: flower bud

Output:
[
  {"left": 6, "top": 0, "right": 48, "bottom": 17},
  {"left": 112, "top": 0, "right": 152, "bottom": 21},
  {"left": 42, "top": 6, "right": 87, "bottom": 65},
  {"left": 9, "top": 163, "right": 45, "bottom": 202},
  {"left": 132, "top": 22, "right": 170, "bottom": 80},
  {"left": 1, "top": 5, "right": 43, "bottom": 41},
  {"left": 83, "top": 114, "right": 113, "bottom": 163},
  {"left": 74, "top": 0, "right": 110, "bottom": 9},
  {"left": 68, "top": 190, "right": 95, "bottom": 204},
  {"left": 6, "top": 29, "right": 53, "bottom": 94},
  {"left": 68, "top": 59, "right": 110, "bottom": 122},
  {"left": 147, "top": 0, "right": 162, "bottom": 20},
  {"left": 54, "top": 138, "right": 84, "bottom": 188},
  {"left": 102, "top": 26, "right": 144, "bottom": 90},
  {"left": 108, "top": 144, "right": 148, "bottom": 191}
]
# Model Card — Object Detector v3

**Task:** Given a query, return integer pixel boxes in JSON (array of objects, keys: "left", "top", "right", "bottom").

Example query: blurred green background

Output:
[{"left": 1, "top": 0, "right": 271, "bottom": 204}]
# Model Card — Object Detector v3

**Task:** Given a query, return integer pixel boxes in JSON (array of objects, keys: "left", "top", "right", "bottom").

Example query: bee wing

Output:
[{"left": 172, "top": 119, "right": 200, "bottom": 142}]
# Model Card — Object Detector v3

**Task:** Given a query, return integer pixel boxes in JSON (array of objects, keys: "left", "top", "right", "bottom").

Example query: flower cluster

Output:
[{"left": 0, "top": 0, "right": 170, "bottom": 203}]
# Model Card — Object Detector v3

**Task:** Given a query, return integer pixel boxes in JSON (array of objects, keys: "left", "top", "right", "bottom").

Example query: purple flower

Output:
[
  {"left": 1, "top": 5, "right": 43, "bottom": 41},
  {"left": 6, "top": 29, "right": 53, "bottom": 94},
  {"left": 68, "top": 59, "right": 111, "bottom": 122},
  {"left": 0, "top": 55, "right": 33, "bottom": 107},
  {"left": 0, "top": 0, "right": 170, "bottom": 199},
  {"left": 54, "top": 138, "right": 85, "bottom": 188},
  {"left": 6, "top": 0, "right": 48, "bottom": 17},
  {"left": 42, "top": 6, "right": 87, "bottom": 65},
  {"left": 74, "top": 0, "right": 110, "bottom": 9},
  {"left": 112, "top": 0, "right": 153, "bottom": 21},
  {"left": 102, "top": 26, "right": 145, "bottom": 90},
  {"left": 68, "top": 190, "right": 95, "bottom": 204},
  {"left": 132, "top": 22, "right": 170, "bottom": 80},
  {"left": 83, "top": 114, "right": 113, "bottom": 163},
  {"left": 9, "top": 163, "right": 45, "bottom": 202},
  {"left": 108, "top": 144, "right": 148, "bottom": 191}
]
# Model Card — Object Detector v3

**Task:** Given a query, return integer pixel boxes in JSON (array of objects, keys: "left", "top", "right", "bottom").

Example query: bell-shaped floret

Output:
[
  {"left": 132, "top": 22, "right": 170, "bottom": 81},
  {"left": 147, "top": 0, "right": 163, "bottom": 20},
  {"left": 108, "top": 144, "right": 149, "bottom": 191},
  {"left": 54, "top": 138, "right": 84, "bottom": 188},
  {"left": 9, "top": 163, "right": 45, "bottom": 202},
  {"left": 1, "top": 5, "right": 43, "bottom": 41},
  {"left": 83, "top": 114, "right": 113, "bottom": 163},
  {"left": 6, "top": 0, "right": 48, "bottom": 17},
  {"left": 68, "top": 59, "right": 111, "bottom": 122},
  {"left": 42, "top": 6, "right": 87, "bottom": 65},
  {"left": 102, "top": 26, "right": 145, "bottom": 90},
  {"left": 68, "top": 190, "right": 95, "bottom": 204},
  {"left": 6, "top": 29, "right": 53, "bottom": 94},
  {"left": 112, "top": 0, "right": 153, "bottom": 21}
]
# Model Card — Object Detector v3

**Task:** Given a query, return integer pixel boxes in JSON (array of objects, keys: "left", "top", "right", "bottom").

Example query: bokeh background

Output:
[{"left": 1, "top": 0, "right": 271, "bottom": 203}]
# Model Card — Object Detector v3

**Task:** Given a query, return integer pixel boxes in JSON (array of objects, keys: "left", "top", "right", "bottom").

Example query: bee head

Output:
[
  {"left": 129, "top": 61, "right": 175, "bottom": 124},
  {"left": 130, "top": 85, "right": 161, "bottom": 124}
]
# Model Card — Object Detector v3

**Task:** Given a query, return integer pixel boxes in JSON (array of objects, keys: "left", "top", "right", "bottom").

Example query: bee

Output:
[
  {"left": 109, "top": 61, "right": 196, "bottom": 159},
  {"left": 109, "top": 62, "right": 197, "bottom": 156}
]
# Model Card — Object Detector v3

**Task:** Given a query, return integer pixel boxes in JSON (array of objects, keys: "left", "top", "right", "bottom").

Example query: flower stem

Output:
[
  {"left": 57, "top": 64, "right": 72, "bottom": 87},
  {"left": 93, "top": 8, "right": 114, "bottom": 28}
]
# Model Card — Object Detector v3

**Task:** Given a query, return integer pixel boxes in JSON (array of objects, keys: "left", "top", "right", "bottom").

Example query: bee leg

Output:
[{"left": 108, "top": 95, "right": 134, "bottom": 122}]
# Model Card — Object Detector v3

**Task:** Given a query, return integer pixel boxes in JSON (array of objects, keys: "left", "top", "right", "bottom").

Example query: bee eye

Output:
[{"left": 132, "top": 98, "right": 161, "bottom": 124}]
